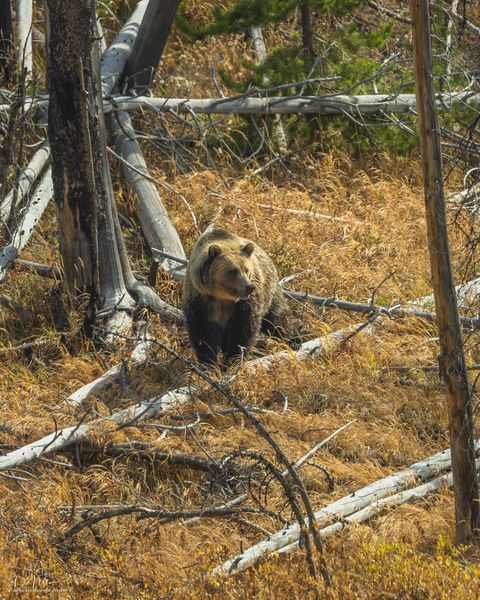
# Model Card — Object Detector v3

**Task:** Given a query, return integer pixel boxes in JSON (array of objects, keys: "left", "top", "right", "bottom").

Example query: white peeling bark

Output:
[
  {"left": 0, "top": 386, "right": 191, "bottom": 471},
  {"left": 213, "top": 443, "right": 480, "bottom": 576},
  {"left": 101, "top": 91, "right": 480, "bottom": 116},
  {"left": 0, "top": 144, "right": 50, "bottom": 222},
  {"left": 0, "top": 168, "right": 52, "bottom": 282},
  {"left": 15, "top": 0, "right": 32, "bottom": 78},
  {"left": 108, "top": 111, "right": 186, "bottom": 277}
]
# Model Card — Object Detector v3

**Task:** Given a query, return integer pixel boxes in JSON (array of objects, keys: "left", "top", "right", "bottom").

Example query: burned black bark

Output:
[
  {"left": 0, "top": 0, "right": 12, "bottom": 83},
  {"left": 120, "top": 0, "right": 181, "bottom": 94},
  {"left": 47, "top": 0, "right": 99, "bottom": 322}
]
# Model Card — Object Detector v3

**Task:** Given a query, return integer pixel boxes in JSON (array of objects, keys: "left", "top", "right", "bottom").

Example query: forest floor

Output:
[
  {"left": 2, "top": 3, "right": 480, "bottom": 599},
  {"left": 2, "top": 152, "right": 480, "bottom": 599}
]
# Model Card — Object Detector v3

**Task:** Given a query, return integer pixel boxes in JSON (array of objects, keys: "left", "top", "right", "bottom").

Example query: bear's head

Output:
[{"left": 202, "top": 241, "right": 256, "bottom": 301}]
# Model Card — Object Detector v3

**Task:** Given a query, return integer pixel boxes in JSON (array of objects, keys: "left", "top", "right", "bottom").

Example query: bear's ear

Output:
[
  {"left": 208, "top": 244, "right": 222, "bottom": 260},
  {"left": 242, "top": 242, "right": 254, "bottom": 257}
]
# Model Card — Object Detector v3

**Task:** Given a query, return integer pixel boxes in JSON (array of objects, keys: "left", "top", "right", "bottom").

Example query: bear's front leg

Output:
[
  {"left": 223, "top": 301, "right": 261, "bottom": 364},
  {"left": 185, "top": 302, "right": 223, "bottom": 368}
]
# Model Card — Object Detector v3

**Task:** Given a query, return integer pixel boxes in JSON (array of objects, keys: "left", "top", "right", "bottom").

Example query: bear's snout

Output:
[{"left": 237, "top": 283, "right": 255, "bottom": 300}]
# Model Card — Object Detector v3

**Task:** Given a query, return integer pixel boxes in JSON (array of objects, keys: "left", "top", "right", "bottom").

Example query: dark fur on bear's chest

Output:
[{"left": 184, "top": 294, "right": 260, "bottom": 366}]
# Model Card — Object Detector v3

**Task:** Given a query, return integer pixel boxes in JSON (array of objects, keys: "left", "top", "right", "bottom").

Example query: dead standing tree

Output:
[
  {"left": 411, "top": 0, "right": 479, "bottom": 543},
  {"left": 47, "top": 0, "right": 100, "bottom": 332},
  {"left": 46, "top": 0, "right": 185, "bottom": 337},
  {"left": 0, "top": 0, "right": 12, "bottom": 83}
]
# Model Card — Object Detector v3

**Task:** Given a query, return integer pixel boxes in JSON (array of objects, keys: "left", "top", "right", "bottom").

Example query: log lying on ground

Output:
[
  {"left": 66, "top": 333, "right": 152, "bottom": 407},
  {"left": 410, "top": 277, "right": 480, "bottom": 310},
  {"left": 213, "top": 441, "right": 480, "bottom": 576},
  {"left": 14, "top": 259, "right": 60, "bottom": 279},
  {"left": 447, "top": 183, "right": 480, "bottom": 211},
  {"left": 2, "top": 90, "right": 479, "bottom": 118},
  {"left": 0, "top": 386, "right": 191, "bottom": 471},
  {"left": 101, "top": 91, "right": 480, "bottom": 116},
  {"left": 0, "top": 143, "right": 50, "bottom": 221},
  {"left": 0, "top": 169, "right": 52, "bottom": 282},
  {"left": 277, "top": 458, "right": 480, "bottom": 556},
  {"left": 103, "top": 0, "right": 186, "bottom": 279}
]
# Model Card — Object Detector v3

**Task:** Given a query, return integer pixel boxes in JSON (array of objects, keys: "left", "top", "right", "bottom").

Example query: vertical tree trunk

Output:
[
  {"left": 300, "top": 0, "right": 314, "bottom": 55},
  {"left": 15, "top": 0, "right": 32, "bottom": 79},
  {"left": 121, "top": 0, "right": 181, "bottom": 93},
  {"left": 411, "top": 0, "right": 479, "bottom": 544},
  {"left": 47, "top": 0, "right": 98, "bottom": 306},
  {"left": 0, "top": 0, "right": 12, "bottom": 83},
  {"left": 249, "top": 25, "right": 287, "bottom": 155}
]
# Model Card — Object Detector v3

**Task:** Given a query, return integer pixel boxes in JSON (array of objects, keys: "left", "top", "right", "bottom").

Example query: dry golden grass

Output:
[
  {"left": 2, "top": 10, "right": 480, "bottom": 597},
  {"left": 2, "top": 149, "right": 480, "bottom": 598}
]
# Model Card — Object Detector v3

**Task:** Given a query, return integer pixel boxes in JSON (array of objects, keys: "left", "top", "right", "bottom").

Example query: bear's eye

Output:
[{"left": 229, "top": 268, "right": 240, "bottom": 278}]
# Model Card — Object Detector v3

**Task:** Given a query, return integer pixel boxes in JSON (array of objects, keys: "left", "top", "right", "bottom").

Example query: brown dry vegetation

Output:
[{"left": 2, "top": 3, "right": 480, "bottom": 599}]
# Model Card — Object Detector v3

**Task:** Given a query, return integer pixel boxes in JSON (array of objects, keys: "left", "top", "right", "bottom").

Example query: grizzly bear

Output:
[{"left": 183, "top": 228, "right": 292, "bottom": 367}]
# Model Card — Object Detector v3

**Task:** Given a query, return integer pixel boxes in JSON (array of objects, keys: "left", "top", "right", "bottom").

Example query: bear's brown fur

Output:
[{"left": 183, "top": 228, "right": 292, "bottom": 367}]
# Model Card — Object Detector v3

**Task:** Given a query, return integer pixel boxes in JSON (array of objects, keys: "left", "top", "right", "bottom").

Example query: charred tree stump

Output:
[
  {"left": 411, "top": 0, "right": 479, "bottom": 543},
  {"left": 47, "top": 0, "right": 99, "bottom": 310}
]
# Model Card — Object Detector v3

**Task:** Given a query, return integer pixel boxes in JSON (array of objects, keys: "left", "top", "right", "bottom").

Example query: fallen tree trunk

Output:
[
  {"left": 66, "top": 331, "right": 152, "bottom": 406},
  {"left": 100, "top": 91, "right": 480, "bottom": 116},
  {"left": 0, "top": 169, "right": 53, "bottom": 282},
  {"left": 447, "top": 183, "right": 480, "bottom": 211},
  {"left": 102, "top": 0, "right": 186, "bottom": 279},
  {"left": 0, "top": 143, "right": 50, "bottom": 222},
  {"left": 410, "top": 276, "right": 480, "bottom": 310},
  {"left": 0, "top": 386, "right": 192, "bottom": 471},
  {"left": 277, "top": 458, "right": 480, "bottom": 556},
  {"left": 107, "top": 111, "right": 186, "bottom": 278},
  {"left": 213, "top": 442, "right": 480, "bottom": 576},
  {"left": 2, "top": 90, "right": 479, "bottom": 118}
]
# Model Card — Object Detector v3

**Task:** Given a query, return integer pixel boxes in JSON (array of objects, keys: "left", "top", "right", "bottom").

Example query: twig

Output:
[
  {"left": 0, "top": 294, "right": 33, "bottom": 321},
  {"left": 385, "top": 363, "right": 480, "bottom": 373},
  {"left": 15, "top": 258, "right": 61, "bottom": 279},
  {"left": 57, "top": 505, "right": 280, "bottom": 542}
]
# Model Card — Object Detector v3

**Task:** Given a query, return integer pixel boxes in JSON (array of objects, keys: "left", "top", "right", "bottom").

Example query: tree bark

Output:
[
  {"left": 121, "top": 0, "right": 181, "bottom": 93},
  {"left": 15, "top": 0, "right": 32, "bottom": 79},
  {"left": 3, "top": 90, "right": 480, "bottom": 117},
  {"left": 0, "top": 0, "right": 12, "bottom": 83},
  {"left": 300, "top": 0, "right": 314, "bottom": 55},
  {"left": 47, "top": 0, "right": 99, "bottom": 312},
  {"left": 411, "top": 0, "right": 479, "bottom": 543},
  {"left": 98, "top": 91, "right": 480, "bottom": 116}
]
